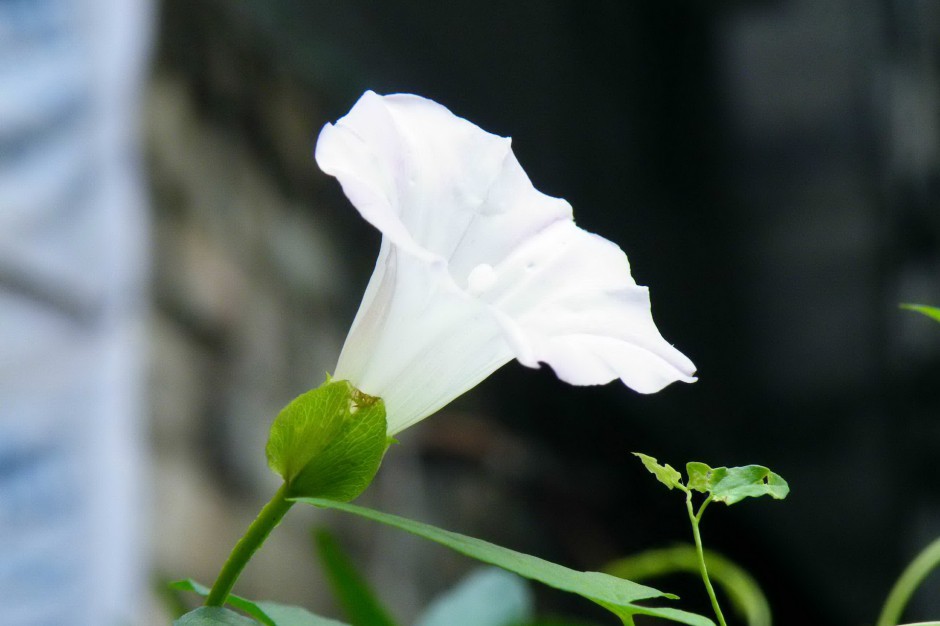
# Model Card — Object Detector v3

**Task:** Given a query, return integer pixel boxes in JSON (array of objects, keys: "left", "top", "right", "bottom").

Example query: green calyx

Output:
[{"left": 266, "top": 379, "right": 389, "bottom": 501}]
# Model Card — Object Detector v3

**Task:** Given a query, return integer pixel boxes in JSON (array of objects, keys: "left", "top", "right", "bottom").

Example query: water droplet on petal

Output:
[{"left": 467, "top": 263, "right": 497, "bottom": 294}]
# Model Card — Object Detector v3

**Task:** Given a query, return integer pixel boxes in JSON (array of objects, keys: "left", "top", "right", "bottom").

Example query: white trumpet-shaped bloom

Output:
[{"left": 316, "top": 91, "right": 696, "bottom": 435}]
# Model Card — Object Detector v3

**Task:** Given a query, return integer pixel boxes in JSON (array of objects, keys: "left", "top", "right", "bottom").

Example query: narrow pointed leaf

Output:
[
  {"left": 314, "top": 529, "right": 399, "bottom": 626},
  {"left": 900, "top": 303, "right": 940, "bottom": 324},
  {"left": 634, "top": 453, "right": 685, "bottom": 491},
  {"left": 297, "top": 498, "right": 714, "bottom": 625}
]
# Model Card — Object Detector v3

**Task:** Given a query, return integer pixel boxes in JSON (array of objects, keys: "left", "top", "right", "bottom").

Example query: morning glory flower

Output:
[{"left": 316, "top": 91, "right": 696, "bottom": 435}]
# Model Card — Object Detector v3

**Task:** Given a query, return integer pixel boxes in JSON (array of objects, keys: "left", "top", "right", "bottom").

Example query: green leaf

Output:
[
  {"left": 877, "top": 536, "right": 940, "bottom": 626},
  {"left": 633, "top": 453, "right": 685, "bottom": 491},
  {"left": 516, "top": 620, "right": 604, "bottom": 626},
  {"left": 297, "top": 498, "right": 715, "bottom": 626},
  {"left": 266, "top": 379, "right": 388, "bottom": 501},
  {"left": 174, "top": 607, "right": 261, "bottom": 626},
  {"left": 605, "top": 545, "right": 772, "bottom": 626},
  {"left": 313, "top": 529, "right": 399, "bottom": 626},
  {"left": 170, "top": 579, "right": 347, "bottom": 626},
  {"left": 155, "top": 572, "right": 192, "bottom": 620},
  {"left": 708, "top": 466, "right": 789, "bottom": 505},
  {"left": 414, "top": 567, "right": 533, "bottom": 626},
  {"left": 685, "top": 463, "right": 713, "bottom": 494},
  {"left": 256, "top": 603, "right": 348, "bottom": 626},
  {"left": 900, "top": 303, "right": 940, "bottom": 324}
]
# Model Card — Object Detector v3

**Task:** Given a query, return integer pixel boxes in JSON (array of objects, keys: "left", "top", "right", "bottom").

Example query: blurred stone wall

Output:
[
  {"left": 145, "top": 1, "right": 940, "bottom": 624},
  {"left": 146, "top": 70, "right": 348, "bottom": 615}
]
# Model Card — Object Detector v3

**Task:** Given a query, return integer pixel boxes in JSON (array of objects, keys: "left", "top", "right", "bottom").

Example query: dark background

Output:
[{"left": 153, "top": 2, "right": 940, "bottom": 624}]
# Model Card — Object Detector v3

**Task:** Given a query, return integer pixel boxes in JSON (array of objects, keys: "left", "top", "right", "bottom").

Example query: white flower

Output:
[{"left": 316, "top": 91, "right": 696, "bottom": 435}]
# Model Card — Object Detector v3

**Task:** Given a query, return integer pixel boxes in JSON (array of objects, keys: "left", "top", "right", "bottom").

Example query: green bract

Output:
[{"left": 266, "top": 379, "right": 389, "bottom": 501}]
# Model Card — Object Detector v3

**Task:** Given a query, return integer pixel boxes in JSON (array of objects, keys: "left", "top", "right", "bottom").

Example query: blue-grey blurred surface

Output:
[{"left": 0, "top": 0, "right": 153, "bottom": 623}]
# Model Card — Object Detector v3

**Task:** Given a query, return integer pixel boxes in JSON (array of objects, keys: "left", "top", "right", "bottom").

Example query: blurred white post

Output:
[{"left": 0, "top": 0, "right": 154, "bottom": 624}]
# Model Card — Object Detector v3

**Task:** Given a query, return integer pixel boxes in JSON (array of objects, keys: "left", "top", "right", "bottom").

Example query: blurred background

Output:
[{"left": 3, "top": 1, "right": 940, "bottom": 625}]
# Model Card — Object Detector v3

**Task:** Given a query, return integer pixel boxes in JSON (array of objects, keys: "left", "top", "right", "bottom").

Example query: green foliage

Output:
[
  {"left": 266, "top": 379, "right": 389, "bottom": 501},
  {"left": 171, "top": 579, "right": 348, "bottom": 626},
  {"left": 156, "top": 572, "right": 193, "bottom": 620},
  {"left": 877, "top": 537, "right": 940, "bottom": 626},
  {"left": 685, "top": 463, "right": 713, "bottom": 494},
  {"left": 313, "top": 529, "right": 399, "bottom": 626},
  {"left": 634, "top": 455, "right": 789, "bottom": 626},
  {"left": 297, "top": 498, "right": 715, "bottom": 626},
  {"left": 414, "top": 568, "right": 534, "bottom": 626},
  {"left": 634, "top": 453, "right": 684, "bottom": 490},
  {"left": 516, "top": 620, "right": 604, "bottom": 626},
  {"left": 606, "top": 546, "right": 772, "bottom": 626},
  {"left": 693, "top": 464, "right": 789, "bottom": 506},
  {"left": 174, "top": 607, "right": 261, "bottom": 626},
  {"left": 900, "top": 303, "right": 940, "bottom": 324},
  {"left": 634, "top": 454, "right": 789, "bottom": 506},
  {"left": 256, "top": 604, "right": 348, "bottom": 626}
]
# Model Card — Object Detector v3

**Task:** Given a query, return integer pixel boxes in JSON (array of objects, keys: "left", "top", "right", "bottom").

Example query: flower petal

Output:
[
  {"left": 482, "top": 220, "right": 697, "bottom": 393},
  {"left": 315, "top": 91, "right": 573, "bottom": 278},
  {"left": 319, "top": 91, "right": 696, "bottom": 432},
  {"left": 333, "top": 240, "right": 513, "bottom": 435}
]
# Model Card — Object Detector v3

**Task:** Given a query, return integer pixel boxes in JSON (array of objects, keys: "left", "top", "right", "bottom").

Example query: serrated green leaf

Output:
[
  {"left": 266, "top": 380, "right": 388, "bottom": 501},
  {"left": 708, "top": 466, "right": 789, "bottom": 505},
  {"left": 633, "top": 453, "right": 685, "bottom": 491},
  {"left": 685, "top": 463, "right": 713, "bottom": 494},
  {"left": 313, "top": 529, "right": 398, "bottom": 626},
  {"left": 900, "top": 303, "right": 940, "bottom": 324},
  {"left": 297, "top": 498, "right": 714, "bottom": 626},
  {"left": 174, "top": 607, "right": 261, "bottom": 626},
  {"left": 170, "top": 579, "right": 347, "bottom": 626}
]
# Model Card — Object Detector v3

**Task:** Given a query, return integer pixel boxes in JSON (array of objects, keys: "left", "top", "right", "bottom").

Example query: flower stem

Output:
[
  {"left": 876, "top": 536, "right": 940, "bottom": 626},
  {"left": 205, "top": 482, "right": 295, "bottom": 607},
  {"left": 685, "top": 493, "right": 727, "bottom": 626}
]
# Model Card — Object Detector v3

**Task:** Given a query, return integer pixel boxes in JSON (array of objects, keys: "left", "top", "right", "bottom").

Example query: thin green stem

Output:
[
  {"left": 877, "top": 536, "right": 940, "bottom": 626},
  {"left": 205, "top": 482, "right": 295, "bottom": 607},
  {"left": 695, "top": 494, "right": 713, "bottom": 524},
  {"left": 686, "top": 492, "right": 727, "bottom": 626}
]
